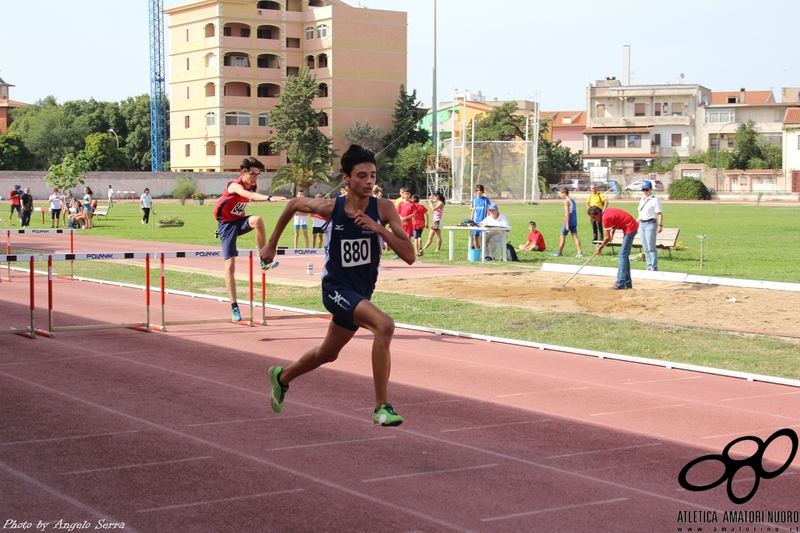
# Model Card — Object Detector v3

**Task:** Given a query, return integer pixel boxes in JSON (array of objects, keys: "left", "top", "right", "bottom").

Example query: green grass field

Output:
[{"left": 19, "top": 198, "right": 800, "bottom": 380}]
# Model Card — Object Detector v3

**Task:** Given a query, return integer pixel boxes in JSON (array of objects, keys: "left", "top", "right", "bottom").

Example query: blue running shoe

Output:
[{"left": 231, "top": 306, "right": 242, "bottom": 322}]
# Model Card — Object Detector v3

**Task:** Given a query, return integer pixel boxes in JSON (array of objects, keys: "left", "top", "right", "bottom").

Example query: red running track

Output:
[{"left": 1, "top": 241, "right": 799, "bottom": 532}]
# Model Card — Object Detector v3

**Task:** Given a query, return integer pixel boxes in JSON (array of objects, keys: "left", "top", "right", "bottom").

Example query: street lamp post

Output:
[
  {"left": 108, "top": 128, "right": 119, "bottom": 149},
  {"left": 715, "top": 120, "right": 735, "bottom": 196}
]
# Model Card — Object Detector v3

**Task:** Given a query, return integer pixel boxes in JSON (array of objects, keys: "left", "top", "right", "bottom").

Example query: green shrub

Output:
[
  {"left": 668, "top": 177, "right": 710, "bottom": 200},
  {"left": 173, "top": 174, "right": 196, "bottom": 205}
]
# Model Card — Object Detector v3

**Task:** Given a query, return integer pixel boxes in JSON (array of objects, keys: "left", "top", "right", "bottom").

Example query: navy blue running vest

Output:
[{"left": 322, "top": 196, "right": 383, "bottom": 297}]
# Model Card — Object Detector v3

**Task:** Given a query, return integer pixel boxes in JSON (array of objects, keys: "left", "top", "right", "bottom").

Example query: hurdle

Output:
[
  {"left": 0, "top": 254, "right": 46, "bottom": 339},
  {"left": 4, "top": 229, "right": 76, "bottom": 281},
  {"left": 44, "top": 252, "right": 152, "bottom": 335},
  {"left": 257, "top": 247, "right": 329, "bottom": 326}
]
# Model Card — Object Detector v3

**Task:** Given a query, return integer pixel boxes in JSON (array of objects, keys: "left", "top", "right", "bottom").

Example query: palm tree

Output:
[{"left": 271, "top": 151, "right": 334, "bottom": 196}]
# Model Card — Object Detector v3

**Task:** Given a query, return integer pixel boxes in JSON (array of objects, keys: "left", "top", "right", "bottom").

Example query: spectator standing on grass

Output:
[
  {"left": 586, "top": 184, "right": 608, "bottom": 243},
  {"left": 8, "top": 185, "right": 21, "bottom": 225},
  {"left": 470, "top": 184, "right": 491, "bottom": 250},
  {"left": 519, "top": 221, "right": 546, "bottom": 252},
  {"left": 140, "top": 188, "right": 153, "bottom": 224},
  {"left": 372, "top": 185, "right": 383, "bottom": 198},
  {"left": 637, "top": 180, "right": 663, "bottom": 272},
  {"left": 213, "top": 157, "right": 287, "bottom": 323},
  {"left": 48, "top": 188, "right": 64, "bottom": 229},
  {"left": 396, "top": 187, "right": 417, "bottom": 254},
  {"left": 62, "top": 190, "right": 74, "bottom": 224},
  {"left": 421, "top": 191, "right": 445, "bottom": 254},
  {"left": 311, "top": 193, "right": 326, "bottom": 248},
  {"left": 293, "top": 190, "right": 310, "bottom": 249},
  {"left": 82, "top": 187, "right": 95, "bottom": 229},
  {"left": 20, "top": 188, "right": 33, "bottom": 227},
  {"left": 259, "top": 144, "right": 415, "bottom": 427},
  {"left": 411, "top": 194, "right": 429, "bottom": 257},
  {"left": 552, "top": 188, "right": 583, "bottom": 258},
  {"left": 589, "top": 206, "right": 638, "bottom": 290},
  {"left": 108, "top": 185, "right": 114, "bottom": 209}
]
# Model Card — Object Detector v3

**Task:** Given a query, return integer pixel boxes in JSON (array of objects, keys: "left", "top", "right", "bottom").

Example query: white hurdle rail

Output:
[
  {"left": 0, "top": 254, "right": 42, "bottom": 339},
  {"left": 4, "top": 229, "right": 76, "bottom": 281}
]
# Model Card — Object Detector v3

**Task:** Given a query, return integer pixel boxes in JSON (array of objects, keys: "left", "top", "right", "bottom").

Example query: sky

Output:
[{"left": 1, "top": 0, "right": 798, "bottom": 112}]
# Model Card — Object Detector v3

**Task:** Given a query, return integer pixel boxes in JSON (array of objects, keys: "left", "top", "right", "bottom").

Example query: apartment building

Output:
[
  {"left": 165, "top": 0, "right": 407, "bottom": 172},
  {"left": 582, "top": 77, "right": 711, "bottom": 172},
  {"left": 783, "top": 107, "right": 800, "bottom": 192},
  {"left": 0, "top": 77, "right": 26, "bottom": 135},
  {"left": 540, "top": 111, "right": 585, "bottom": 153}
]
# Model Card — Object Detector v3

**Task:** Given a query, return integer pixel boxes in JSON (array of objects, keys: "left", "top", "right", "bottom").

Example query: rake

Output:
[{"left": 551, "top": 254, "right": 595, "bottom": 291}]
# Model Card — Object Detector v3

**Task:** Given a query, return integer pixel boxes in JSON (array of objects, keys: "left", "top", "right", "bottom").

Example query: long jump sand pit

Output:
[{"left": 377, "top": 270, "right": 800, "bottom": 337}]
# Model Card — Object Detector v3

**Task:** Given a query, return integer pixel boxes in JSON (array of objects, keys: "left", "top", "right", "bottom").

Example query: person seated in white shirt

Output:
[{"left": 479, "top": 204, "right": 511, "bottom": 259}]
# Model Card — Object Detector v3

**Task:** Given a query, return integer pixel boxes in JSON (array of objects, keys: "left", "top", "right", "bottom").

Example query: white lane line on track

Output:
[
  {"left": 59, "top": 456, "right": 214, "bottom": 475},
  {"left": 700, "top": 425, "right": 800, "bottom": 440},
  {"left": 265, "top": 436, "right": 396, "bottom": 452},
  {"left": 481, "top": 497, "right": 629, "bottom": 522},
  {"left": 137, "top": 488, "right": 305, "bottom": 513},
  {"left": 718, "top": 391, "right": 800, "bottom": 402},
  {"left": 188, "top": 414, "right": 311, "bottom": 427},
  {"left": 589, "top": 404, "right": 685, "bottom": 417},
  {"left": 363, "top": 463, "right": 499, "bottom": 483},
  {"left": 497, "top": 386, "right": 589, "bottom": 398},
  {"left": 353, "top": 399, "right": 462, "bottom": 411},
  {"left": 545, "top": 442, "right": 662, "bottom": 459},
  {"left": 0, "top": 460, "right": 141, "bottom": 533},
  {"left": 620, "top": 376, "right": 703, "bottom": 385},
  {"left": 440, "top": 419, "right": 551, "bottom": 433},
  {"left": 0, "top": 430, "right": 139, "bottom": 447}
]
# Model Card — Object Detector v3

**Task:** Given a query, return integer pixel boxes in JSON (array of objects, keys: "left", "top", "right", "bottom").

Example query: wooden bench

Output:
[
  {"left": 600, "top": 227, "right": 680, "bottom": 259},
  {"left": 93, "top": 206, "right": 110, "bottom": 219}
]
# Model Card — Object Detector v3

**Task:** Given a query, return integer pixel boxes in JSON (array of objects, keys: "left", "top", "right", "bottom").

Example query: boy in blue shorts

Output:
[
  {"left": 552, "top": 188, "right": 584, "bottom": 258},
  {"left": 260, "top": 145, "right": 416, "bottom": 426},
  {"left": 213, "top": 157, "right": 287, "bottom": 322}
]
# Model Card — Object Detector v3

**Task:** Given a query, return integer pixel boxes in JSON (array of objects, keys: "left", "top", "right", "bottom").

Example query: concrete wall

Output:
[{"left": 0, "top": 171, "right": 308, "bottom": 201}]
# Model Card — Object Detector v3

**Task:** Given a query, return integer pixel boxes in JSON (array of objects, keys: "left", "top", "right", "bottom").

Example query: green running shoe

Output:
[
  {"left": 373, "top": 403, "right": 403, "bottom": 426},
  {"left": 231, "top": 306, "right": 242, "bottom": 322},
  {"left": 269, "top": 366, "right": 289, "bottom": 413}
]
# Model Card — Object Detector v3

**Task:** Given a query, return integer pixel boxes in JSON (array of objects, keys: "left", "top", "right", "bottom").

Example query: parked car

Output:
[
  {"left": 550, "top": 178, "right": 590, "bottom": 192},
  {"left": 592, "top": 180, "right": 621, "bottom": 193},
  {"left": 625, "top": 179, "right": 664, "bottom": 191}
]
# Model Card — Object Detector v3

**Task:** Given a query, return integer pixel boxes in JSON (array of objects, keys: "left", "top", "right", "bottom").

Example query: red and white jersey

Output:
[{"left": 213, "top": 177, "right": 255, "bottom": 223}]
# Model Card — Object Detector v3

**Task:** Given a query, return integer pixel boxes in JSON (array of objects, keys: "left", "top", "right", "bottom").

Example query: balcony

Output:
[
  {"left": 222, "top": 96, "right": 253, "bottom": 108},
  {"left": 255, "top": 38, "right": 281, "bottom": 51},
  {"left": 223, "top": 36, "right": 252, "bottom": 49},
  {"left": 255, "top": 9, "right": 281, "bottom": 22},
  {"left": 591, "top": 115, "right": 692, "bottom": 128},
  {"left": 222, "top": 66, "right": 252, "bottom": 79},
  {"left": 224, "top": 125, "right": 254, "bottom": 138},
  {"left": 256, "top": 97, "right": 279, "bottom": 109},
  {"left": 256, "top": 68, "right": 283, "bottom": 80},
  {"left": 312, "top": 97, "right": 330, "bottom": 109}
]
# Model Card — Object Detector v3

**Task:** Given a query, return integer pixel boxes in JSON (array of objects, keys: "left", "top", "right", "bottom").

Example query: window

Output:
[
  {"left": 258, "top": 112, "right": 270, "bottom": 127},
  {"left": 258, "top": 142, "right": 274, "bottom": 156},
  {"left": 206, "top": 142, "right": 216, "bottom": 156},
  {"left": 223, "top": 27, "right": 232, "bottom": 37},
  {"left": 240, "top": 28, "right": 250, "bottom": 38},
  {"left": 258, "top": 27, "right": 272, "bottom": 39},
  {"left": 706, "top": 110, "right": 733, "bottom": 124},
  {"left": 318, "top": 83, "right": 328, "bottom": 98},
  {"left": 596, "top": 104, "right": 605, "bottom": 118},
  {"left": 305, "top": 26, "right": 315, "bottom": 40},
  {"left": 627, "top": 135, "right": 641, "bottom": 147},
  {"left": 607, "top": 135, "right": 625, "bottom": 147},
  {"left": 186, "top": 86, "right": 190, "bottom": 99},
  {"left": 710, "top": 137, "right": 719, "bottom": 150},
  {"left": 205, "top": 53, "right": 216, "bottom": 68},
  {"left": 205, "top": 24, "right": 215, "bottom": 38},
  {"left": 671, "top": 134, "right": 681, "bottom": 147},
  {"left": 317, "top": 53, "right": 328, "bottom": 68},
  {"left": 205, "top": 83, "right": 215, "bottom": 97},
  {"left": 225, "top": 111, "right": 252, "bottom": 126},
  {"left": 671, "top": 102, "right": 683, "bottom": 116},
  {"left": 186, "top": 57, "right": 190, "bottom": 71},
  {"left": 316, "top": 24, "right": 328, "bottom": 39},
  {"left": 653, "top": 134, "right": 661, "bottom": 145},
  {"left": 185, "top": 144, "right": 191, "bottom": 157},
  {"left": 591, "top": 136, "right": 605, "bottom": 148},
  {"left": 318, "top": 112, "right": 328, "bottom": 127},
  {"left": 634, "top": 103, "right": 645, "bottom": 117},
  {"left": 286, "top": 38, "right": 300, "bottom": 48},
  {"left": 206, "top": 112, "right": 216, "bottom": 126},
  {"left": 185, "top": 29, "right": 189, "bottom": 42},
  {"left": 654, "top": 103, "right": 661, "bottom": 117},
  {"left": 184, "top": 115, "right": 190, "bottom": 129},
  {"left": 775, "top": 109, "right": 785, "bottom": 122}
]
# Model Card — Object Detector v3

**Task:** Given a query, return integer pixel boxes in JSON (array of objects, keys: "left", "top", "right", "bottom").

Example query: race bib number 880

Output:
[{"left": 341, "top": 238, "right": 370, "bottom": 267}]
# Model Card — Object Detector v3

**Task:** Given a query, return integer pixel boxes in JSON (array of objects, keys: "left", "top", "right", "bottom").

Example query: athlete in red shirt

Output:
[
  {"left": 589, "top": 206, "right": 638, "bottom": 290},
  {"left": 213, "top": 157, "right": 287, "bottom": 322}
]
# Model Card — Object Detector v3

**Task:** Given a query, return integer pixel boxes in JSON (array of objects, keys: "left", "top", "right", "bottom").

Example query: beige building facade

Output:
[{"left": 165, "top": 0, "right": 407, "bottom": 173}]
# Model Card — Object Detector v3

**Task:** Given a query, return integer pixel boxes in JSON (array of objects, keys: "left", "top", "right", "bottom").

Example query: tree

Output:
[
  {"left": 271, "top": 151, "right": 334, "bottom": 196},
  {"left": 8, "top": 96, "right": 91, "bottom": 169},
  {"left": 471, "top": 101, "right": 526, "bottom": 142},
  {"left": 269, "top": 68, "right": 335, "bottom": 191},
  {"left": 80, "top": 132, "right": 129, "bottom": 171},
  {"left": 731, "top": 120, "right": 762, "bottom": 170},
  {"left": 381, "top": 85, "right": 429, "bottom": 160},
  {"left": 344, "top": 121, "right": 384, "bottom": 151},
  {"left": 45, "top": 153, "right": 90, "bottom": 191},
  {"left": 0, "top": 133, "right": 37, "bottom": 170},
  {"left": 392, "top": 142, "right": 434, "bottom": 193}
]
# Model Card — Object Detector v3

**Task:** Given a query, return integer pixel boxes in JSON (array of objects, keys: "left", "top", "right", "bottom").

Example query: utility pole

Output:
[{"left": 149, "top": 0, "right": 168, "bottom": 172}]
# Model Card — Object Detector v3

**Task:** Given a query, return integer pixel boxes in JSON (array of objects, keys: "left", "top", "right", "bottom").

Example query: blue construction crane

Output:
[{"left": 149, "top": 0, "right": 168, "bottom": 172}]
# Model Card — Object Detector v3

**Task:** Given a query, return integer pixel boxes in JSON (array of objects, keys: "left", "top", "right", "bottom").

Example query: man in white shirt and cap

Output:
[
  {"left": 637, "top": 180, "right": 663, "bottom": 271},
  {"left": 479, "top": 203, "right": 511, "bottom": 260}
]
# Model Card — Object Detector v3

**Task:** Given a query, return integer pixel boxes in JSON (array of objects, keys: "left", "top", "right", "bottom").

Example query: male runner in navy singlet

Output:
[{"left": 260, "top": 145, "right": 416, "bottom": 426}]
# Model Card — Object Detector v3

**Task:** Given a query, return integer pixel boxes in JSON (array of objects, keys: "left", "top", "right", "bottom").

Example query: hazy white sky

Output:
[{"left": 1, "top": 0, "right": 798, "bottom": 111}]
